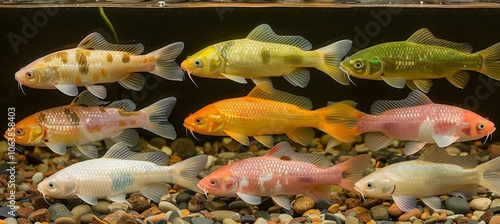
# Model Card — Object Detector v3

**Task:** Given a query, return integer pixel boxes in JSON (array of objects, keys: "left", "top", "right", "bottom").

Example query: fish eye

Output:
[
  {"left": 478, "top": 123, "right": 485, "bottom": 130},
  {"left": 48, "top": 181, "right": 57, "bottom": 189},
  {"left": 366, "top": 181, "right": 375, "bottom": 189},
  {"left": 210, "top": 179, "right": 218, "bottom": 187},
  {"left": 195, "top": 117, "right": 203, "bottom": 124},
  {"left": 25, "top": 71, "right": 34, "bottom": 79},
  {"left": 353, "top": 60, "right": 364, "bottom": 69},
  {"left": 15, "top": 128, "right": 24, "bottom": 136},
  {"left": 194, "top": 59, "right": 203, "bottom": 67}
]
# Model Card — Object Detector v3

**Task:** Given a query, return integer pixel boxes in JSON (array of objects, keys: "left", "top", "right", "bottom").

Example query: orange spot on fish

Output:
[
  {"left": 92, "top": 73, "right": 99, "bottom": 82},
  {"left": 122, "top": 53, "right": 131, "bottom": 63},
  {"left": 88, "top": 127, "right": 102, "bottom": 133},
  {"left": 280, "top": 156, "right": 291, "bottom": 161},
  {"left": 130, "top": 120, "right": 137, "bottom": 126},
  {"left": 100, "top": 68, "right": 107, "bottom": 78},
  {"left": 106, "top": 53, "right": 113, "bottom": 63},
  {"left": 56, "top": 51, "right": 69, "bottom": 64},
  {"left": 75, "top": 75, "right": 82, "bottom": 85},
  {"left": 119, "top": 120, "right": 127, "bottom": 127}
]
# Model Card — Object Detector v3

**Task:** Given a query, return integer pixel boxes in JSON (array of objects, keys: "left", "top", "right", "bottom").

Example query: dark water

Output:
[{"left": 2, "top": 6, "right": 500, "bottom": 146}]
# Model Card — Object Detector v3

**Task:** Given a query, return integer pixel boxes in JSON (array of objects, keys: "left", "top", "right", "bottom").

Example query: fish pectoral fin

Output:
[
  {"left": 118, "top": 73, "right": 145, "bottom": 91},
  {"left": 420, "top": 197, "right": 442, "bottom": 210},
  {"left": 405, "top": 80, "right": 418, "bottom": 91},
  {"left": 44, "top": 142, "right": 67, "bottom": 155},
  {"left": 286, "top": 128, "right": 315, "bottom": 146},
  {"left": 224, "top": 130, "right": 250, "bottom": 146},
  {"left": 251, "top": 77, "right": 272, "bottom": 86},
  {"left": 364, "top": 133, "right": 393, "bottom": 151},
  {"left": 71, "top": 90, "right": 108, "bottom": 106},
  {"left": 140, "top": 183, "right": 171, "bottom": 203},
  {"left": 449, "top": 185, "right": 477, "bottom": 200},
  {"left": 55, "top": 84, "right": 79, "bottom": 97},
  {"left": 85, "top": 85, "right": 107, "bottom": 99},
  {"left": 412, "top": 80, "right": 433, "bottom": 93},
  {"left": 432, "top": 134, "right": 459, "bottom": 147},
  {"left": 446, "top": 71, "right": 470, "bottom": 89},
  {"left": 271, "top": 195, "right": 291, "bottom": 210},
  {"left": 77, "top": 32, "right": 145, "bottom": 54},
  {"left": 283, "top": 68, "right": 310, "bottom": 88},
  {"left": 248, "top": 82, "right": 312, "bottom": 109},
  {"left": 326, "top": 136, "right": 342, "bottom": 149},
  {"left": 221, "top": 73, "right": 248, "bottom": 84},
  {"left": 380, "top": 76, "right": 406, "bottom": 89},
  {"left": 253, "top": 136, "right": 274, "bottom": 148},
  {"left": 107, "top": 194, "right": 127, "bottom": 203},
  {"left": 305, "top": 185, "right": 331, "bottom": 201},
  {"left": 392, "top": 195, "right": 417, "bottom": 212},
  {"left": 76, "top": 145, "right": 98, "bottom": 158},
  {"left": 370, "top": 91, "right": 433, "bottom": 114},
  {"left": 265, "top": 142, "right": 331, "bottom": 167},
  {"left": 76, "top": 194, "right": 98, "bottom": 205},
  {"left": 406, "top": 28, "right": 473, "bottom": 53},
  {"left": 104, "top": 138, "right": 116, "bottom": 148},
  {"left": 110, "top": 129, "right": 140, "bottom": 147},
  {"left": 236, "top": 192, "right": 262, "bottom": 205},
  {"left": 245, "top": 24, "right": 312, "bottom": 50},
  {"left": 403, "top": 142, "right": 427, "bottom": 155}
]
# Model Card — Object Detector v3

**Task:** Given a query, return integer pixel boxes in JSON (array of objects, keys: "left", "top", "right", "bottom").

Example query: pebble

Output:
[
  {"left": 254, "top": 217, "right": 268, "bottom": 224},
  {"left": 170, "top": 138, "right": 196, "bottom": 159},
  {"left": 71, "top": 205, "right": 92, "bottom": 217},
  {"left": 80, "top": 213, "right": 97, "bottom": 223},
  {"left": 388, "top": 203, "right": 403, "bottom": 217},
  {"left": 445, "top": 197, "right": 470, "bottom": 214},
  {"left": 228, "top": 200, "right": 249, "bottom": 210},
  {"left": 211, "top": 210, "right": 241, "bottom": 222},
  {"left": 279, "top": 214, "right": 293, "bottom": 223},
  {"left": 31, "top": 172, "right": 44, "bottom": 184},
  {"left": 53, "top": 217, "right": 77, "bottom": 224},
  {"left": 28, "top": 208, "right": 50, "bottom": 222},
  {"left": 188, "top": 195, "right": 206, "bottom": 212},
  {"left": 191, "top": 217, "right": 215, "bottom": 224},
  {"left": 144, "top": 213, "right": 167, "bottom": 223},
  {"left": 48, "top": 203, "right": 72, "bottom": 221},
  {"left": 491, "top": 198, "right": 500, "bottom": 208},
  {"left": 16, "top": 207, "right": 34, "bottom": 219},
  {"left": 241, "top": 214, "right": 256, "bottom": 224},
  {"left": 255, "top": 211, "right": 270, "bottom": 220},
  {"left": 159, "top": 201, "right": 181, "bottom": 212},
  {"left": 293, "top": 196, "right": 315, "bottom": 214},
  {"left": 108, "top": 202, "right": 129, "bottom": 213},
  {"left": 103, "top": 210, "right": 136, "bottom": 224},
  {"left": 488, "top": 144, "right": 500, "bottom": 159},
  {"left": 3, "top": 217, "right": 17, "bottom": 224},
  {"left": 222, "top": 218, "right": 237, "bottom": 224},
  {"left": 489, "top": 215, "right": 500, "bottom": 223},
  {"left": 176, "top": 192, "right": 192, "bottom": 204},
  {"left": 346, "top": 216, "right": 360, "bottom": 224},
  {"left": 127, "top": 194, "right": 150, "bottom": 213},
  {"left": 206, "top": 199, "right": 228, "bottom": 211},
  {"left": 344, "top": 198, "right": 362, "bottom": 209},
  {"left": 371, "top": 204, "right": 389, "bottom": 220},
  {"left": 399, "top": 208, "right": 422, "bottom": 221},
  {"left": 316, "top": 198, "right": 333, "bottom": 211},
  {"left": 92, "top": 201, "right": 111, "bottom": 214},
  {"left": 354, "top": 144, "right": 370, "bottom": 153},
  {"left": 328, "top": 204, "right": 340, "bottom": 214},
  {"left": 469, "top": 198, "right": 492, "bottom": 211}
]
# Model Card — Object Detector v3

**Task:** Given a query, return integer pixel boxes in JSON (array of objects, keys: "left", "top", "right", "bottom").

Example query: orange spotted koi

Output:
[
  {"left": 4, "top": 91, "right": 177, "bottom": 158},
  {"left": 15, "top": 33, "right": 184, "bottom": 99}
]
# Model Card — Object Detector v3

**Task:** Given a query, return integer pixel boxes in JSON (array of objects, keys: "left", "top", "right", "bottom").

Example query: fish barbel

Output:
[
  {"left": 183, "top": 82, "right": 357, "bottom": 148},
  {"left": 4, "top": 90, "right": 177, "bottom": 158},
  {"left": 37, "top": 142, "right": 207, "bottom": 205},
  {"left": 340, "top": 28, "right": 500, "bottom": 93},
  {"left": 181, "top": 24, "right": 352, "bottom": 87},
  {"left": 197, "top": 142, "right": 371, "bottom": 210},
  {"left": 324, "top": 91, "right": 495, "bottom": 155},
  {"left": 354, "top": 145, "right": 500, "bottom": 212},
  {"left": 15, "top": 32, "right": 184, "bottom": 99}
]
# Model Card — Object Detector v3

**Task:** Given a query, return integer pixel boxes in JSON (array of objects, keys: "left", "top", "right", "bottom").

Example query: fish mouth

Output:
[
  {"left": 181, "top": 65, "right": 198, "bottom": 87},
  {"left": 197, "top": 183, "right": 209, "bottom": 199},
  {"left": 37, "top": 186, "right": 52, "bottom": 205},
  {"left": 183, "top": 123, "right": 201, "bottom": 141},
  {"left": 339, "top": 65, "right": 357, "bottom": 86},
  {"left": 14, "top": 73, "right": 27, "bottom": 97},
  {"left": 353, "top": 185, "right": 366, "bottom": 202}
]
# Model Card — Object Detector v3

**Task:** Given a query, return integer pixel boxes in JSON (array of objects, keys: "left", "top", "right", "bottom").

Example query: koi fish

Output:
[
  {"left": 15, "top": 32, "right": 184, "bottom": 99},
  {"left": 354, "top": 145, "right": 500, "bottom": 212},
  {"left": 183, "top": 82, "right": 357, "bottom": 148},
  {"left": 326, "top": 91, "right": 495, "bottom": 155},
  {"left": 339, "top": 28, "right": 500, "bottom": 93},
  {"left": 4, "top": 90, "right": 177, "bottom": 158},
  {"left": 37, "top": 142, "right": 207, "bottom": 205},
  {"left": 198, "top": 141, "right": 370, "bottom": 210},
  {"left": 181, "top": 24, "right": 352, "bottom": 88}
]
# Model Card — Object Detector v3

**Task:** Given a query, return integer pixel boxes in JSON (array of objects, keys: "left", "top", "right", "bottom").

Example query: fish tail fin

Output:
[
  {"left": 316, "top": 101, "right": 364, "bottom": 143},
  {"left": 170, "top": 155, "right": 208, "bottom": 192},
  {"left": 477, "top": 156, "right": 500, "bottom": 193},
  {"left": 140, "top": 97, "right": 177, "bottom": 140},
  {"left": 316, "top": 40, "right": 353, "bottom": 85},
  {"left": 478, "top": 42, "right": 500, "bottom": 80},
  {"left": 148, "top": 42, "right": 185, "bottom": 81},
  {"left": 332, "top": 154, "right": 371, "bottom": 192}
]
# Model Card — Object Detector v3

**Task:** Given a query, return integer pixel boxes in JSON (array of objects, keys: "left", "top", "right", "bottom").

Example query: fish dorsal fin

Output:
[
  {"left": 246, "top": 24, "right": 312, "bottom": 50},
  {"left": 265, "top": 142, "right": 331, "bottom": 167},
  {"left": 418, "top": 145, "right": 477, "bottom": 168},
  {"left": 77, "top": 32, "right": 145, "bottom": 55},
  {"left": 248, "top": 82, "right": 313, "bottom": 109},
  {"left": 370, "top": 91, "right": 433, "bottom": 114},
  {"left": 71, "top": 90, "right": 136, "bottom": 111},
  {"left": 406, "top": 28, "right": 473, "bottom": 53},
  {"left": 103, "top": 142, "right": 169, "bottom": 166}
]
